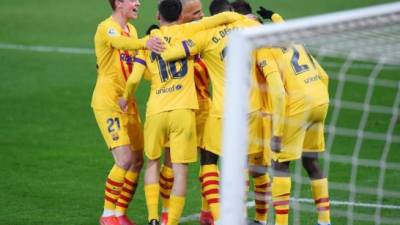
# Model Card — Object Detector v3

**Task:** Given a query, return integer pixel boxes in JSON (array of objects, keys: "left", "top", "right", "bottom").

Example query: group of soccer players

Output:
[{"left": 92, "top": 1, "right": 332, "bottom": 225}]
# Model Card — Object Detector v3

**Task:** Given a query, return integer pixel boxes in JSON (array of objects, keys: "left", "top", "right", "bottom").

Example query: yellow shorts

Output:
[
  {"left": 144, "top": 109, "right": 197, "bottom": 163},
  {"left": 163, "top": 99, "right": 210, "bottom": 148},
  {"left": 202, "top": 111, "right": 263, "bottom": 156},
  {"left": 248, "top": 112, "right": 272, "bottom": 166},
  {"left": 272, "top": 104, "right": 328, "bottom": 162},
  {"left": 196, "top": 98, "right": 211, "bottom": 147},
  {"left": 93, "top": 110, "right": 144, "bottom": 151},
  {"left": 202, "top": 116, "right": 222, "bottom": 156}
]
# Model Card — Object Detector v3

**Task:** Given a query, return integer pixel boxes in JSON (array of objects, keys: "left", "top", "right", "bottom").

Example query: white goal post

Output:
[{"left": 221, "top": 2, "right": 400, "bottom": 225}]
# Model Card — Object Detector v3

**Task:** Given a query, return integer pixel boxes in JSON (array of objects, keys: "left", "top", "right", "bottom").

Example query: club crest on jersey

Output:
[
  {"left": 111, "top": 133, "right": 119, "bottom": 141},
  {"left": 258, "top": 60, "right": 267, "bottom": 68},
  {"left": 120, "top": 53, "right": 133, "bottom": 64},
  {"left": 107, "top": 28, "right": 118, "bottom": 37}
]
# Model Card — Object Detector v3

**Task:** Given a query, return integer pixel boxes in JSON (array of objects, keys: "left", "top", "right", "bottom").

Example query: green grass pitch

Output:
[{"left": 0, "top": 0, "right": 399, "bottom": 224}]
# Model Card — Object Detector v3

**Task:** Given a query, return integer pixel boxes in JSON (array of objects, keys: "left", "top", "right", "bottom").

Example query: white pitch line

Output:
[
  {"left": 1, "top": 43, "right": 400, "bottom": 71},
  {"left": 179, "top": 197, "right": 400, "bottom": 223},
  {"left": 0, "top": 43, "right": 93, "bottom": 55}
]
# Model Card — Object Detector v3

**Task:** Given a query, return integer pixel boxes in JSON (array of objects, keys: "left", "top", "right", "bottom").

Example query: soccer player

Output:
[
  {"left": 244, "top": 8, "right": 332, "bottom": 225},
  {"left": 159, "top": 0, "right": 276, "bottom": 223},
  {"left": 157, "top": 1, "right": 214, "bottom": 225},
  {"left": 119, "top": 1, "right": 248, "bottom": 225},
  {"left": 229, "top": 2, "right": 286, "bottom": 224},
  {"left": 92, "top": 1, "right": 165, "bottom": 225},
  {"left": 232, "top": 3, "right": 331, "bottom": 224},
  {"left": 268, "top": 44, "right": 331, "bottom": 225}
]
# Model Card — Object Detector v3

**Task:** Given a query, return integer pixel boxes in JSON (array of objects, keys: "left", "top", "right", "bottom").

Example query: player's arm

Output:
[
  {"left": 257, "top": 48, "right": 286, "bottom": 139},
  {"left": 183, "top": 11, "right": 247, "bottom": 32},
  {"left": 119, "top": 53, "right": 147, "bottom": 112},
  {"left": 160, "top": 31, "right": 208, "bottom": 61},
  {"left": 266, "top": 72, "right": 286, "bottom": 137},
  {"left": 101, "top": 25, "right": 164, "bottom": 53}
]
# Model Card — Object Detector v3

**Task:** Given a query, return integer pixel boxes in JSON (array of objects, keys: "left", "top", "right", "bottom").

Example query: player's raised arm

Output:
[
  {"left": 183, "top": 11, "right": 247, "bottom": 32},
  {"left": 256, "top": 6, "right": 284, "bottom": 23}
]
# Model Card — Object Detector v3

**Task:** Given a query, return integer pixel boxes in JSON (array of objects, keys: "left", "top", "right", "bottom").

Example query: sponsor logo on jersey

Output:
[
  {"left": 304, "top": 74, "right": 322, "bottom": 84},
  {"left": 156, "top": 84, "right": 183, "bottom": 95}
]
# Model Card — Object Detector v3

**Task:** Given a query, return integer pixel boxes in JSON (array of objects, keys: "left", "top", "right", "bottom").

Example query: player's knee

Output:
[
  {"left": 272, "top": 160, "right": 290, "bottom": 176},
  {"left": 302, "top": 154, "right": 324, "bottom": 179},
  {"left": 249, "top": 165, "right": 268, "bottom": 177},
  {"left": 200, "top": 149, "right": 219, "bottom": 165},
  {"left": 131, "top": 157, "right": 143, "bottom": 172},
  {"left": 115, "top": 156, "right": 133, "bottom": 170}
]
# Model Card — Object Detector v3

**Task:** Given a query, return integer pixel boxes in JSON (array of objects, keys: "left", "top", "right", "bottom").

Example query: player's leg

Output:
[
  {"left": 248, "top": 112, "right": 271, "bottom": 225},
  {"left": 115, "top": 113, "right": 145, "bottom": 225},
  {"left": 200, "top": 149, "right": 220, "bottom": 222},
  {"left": 302, "top": 104, "right": 331, "bottom": 225},
  {"left": 271, "top": 112, "right": 307, "bottom": 225},
  {"left": 93, "top": 110, "right": 135, "bottom": 225},
  {"left": 143, "top": 112, "right": 168, "bottom": 225},
  {"left": 167, "top": 163, "right": 189, "bottom": 225},
  {"left": 196, "top": 99, "right": 214, "bottom": 225},
  {"left": 271, "top": 160, "right": 291, "bottom": 225},
  {"left": 160, "top": 148, "right": 173, "bottom": 225},
  {"left": 167, "top": 109, "right": 198, "bottom": 225},
  {"left": 248, "top": 163, "right": 270, "bottom": 225},
  {"left": 201, "top": 115, "right": 223, "bottom": 222},
  {"left": 145, "top": 159, "right": 161, "bottom": 225}
]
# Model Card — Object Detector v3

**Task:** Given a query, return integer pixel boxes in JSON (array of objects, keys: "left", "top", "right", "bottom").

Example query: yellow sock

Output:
[
  {"left": 115, "top": 170, "right": 139, "bottom": 215},
  {"left": 201, "top": 196, "right": 210, "bottom": 212},
  {"left": 253, "top": 174, "right": 271, "bottom": 223},
  {"left": 104, "top": 165, "right": 126, "bottom": 211},
  {"left": 272, "top": 177, "right": 291, "bottom": 225},
  {"left": 311, "top": 178, "right": 330, "bottom": 224},
  {"left": 167, "top": 195, "right": 186, "bottom": 225},
  {"left": 198, "top": 168, "right": 210, "bottom": 212},
  {"left": 145, "top": 183, "right": 160, "bottom": 221},
  {"left": 201, "top": 164, "right": 220, "bottom": 220},
  {"left": 160, "top": 165, "right": 174, "bottom": 211}
]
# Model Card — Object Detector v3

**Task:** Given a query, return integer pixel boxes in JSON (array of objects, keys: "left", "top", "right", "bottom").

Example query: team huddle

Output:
[{"left": 91, "top": 1, "right": 331, "bottom": 225}]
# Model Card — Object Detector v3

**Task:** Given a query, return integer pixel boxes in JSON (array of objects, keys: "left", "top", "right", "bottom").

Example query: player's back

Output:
[
  {"left": 198, "top": 18, "right": 262, "bottom": 117},
  {"left": 271, "top": 44, "right": 329, "bottom": 116},
  {"left": 142, "top": 26, "right": 198, "bottom": 117},
  {"left": 92, "top": 17, "right": 138, "bottom": 114}
]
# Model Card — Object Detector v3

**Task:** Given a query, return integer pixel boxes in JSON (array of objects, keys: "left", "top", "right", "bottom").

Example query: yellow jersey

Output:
[
  {"left": 269, "top": 45, "right": 329, "bottom": 116},
  {"left": 91, "top": 16, "right": 149, "bottom": 114},
  {"left": 123, "top": 12, "right": 246, "bottom": 117},
  {"left": 162, "top": 18, "right": 264, "bottom": 118},
  {"left": 194, "top": 56, "right": 210, "bottom": 101}
]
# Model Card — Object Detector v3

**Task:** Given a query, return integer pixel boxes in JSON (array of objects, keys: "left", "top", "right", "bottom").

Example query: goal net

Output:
[{"left": 221, "top": 2, "right": 400, "bottom": 225}]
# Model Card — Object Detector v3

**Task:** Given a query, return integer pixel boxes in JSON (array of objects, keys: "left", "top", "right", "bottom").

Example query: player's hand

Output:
[
  {"left": 270, "top": 136, "right": 282, "bottom": 153},
  {"left": 245, "top": 14, "right": 259, "bottom": 21},
  {"left": 118, "top": 97, "right": 129, "bottom": 112},
  {"left": 146, "top": 36, "right": 165, "bottom": 54},
  {"left": 256, "top": 6, "right": 275, "bottom": 20}
]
